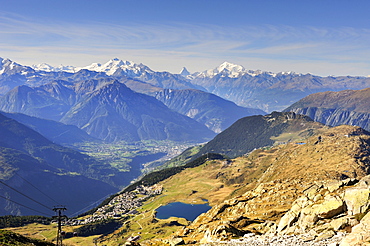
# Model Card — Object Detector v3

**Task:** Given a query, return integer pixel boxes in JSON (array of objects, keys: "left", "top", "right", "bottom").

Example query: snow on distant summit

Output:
[
  {"left": 80, "top": 58, "right": 153, "bottom": 76},
  {"left": 31, "top": 58, "right": 154, "bottom": 76},
  {"left": 29, "top": 58, "right": 299, "bottom": 79},
  {"left": 31, "top": 63, "right": 76, "bottom": 73},
  {"left": 0, "top": 57, "right": 33, "bottom": 75},
  {"left": 192, "top": 61, "right": 297, "bottom": 79},
  {"left": 180, "top": 67, "right": 190, "bottom": 77},
  {"left": 194, "top": 62, "right": 245, "bottom": 78}
]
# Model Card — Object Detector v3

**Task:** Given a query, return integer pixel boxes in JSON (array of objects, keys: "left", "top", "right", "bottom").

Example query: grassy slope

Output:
[{"left": 0, "top": 228, "right": 55, "bottom": 246}]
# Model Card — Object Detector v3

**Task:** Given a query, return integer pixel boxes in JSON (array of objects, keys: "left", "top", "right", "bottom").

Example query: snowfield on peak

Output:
[
  {"left": 31, "top": 63, "right": 77, "bottom": 73},
  {"left": 191, "top": 61, "right": 291, "bottom": 79},
  {"left": 31, "top": 58, "right": 154, "bottom": 76},
  {"left": 79, "top": 58, "right": 152, "bottom": 76}
]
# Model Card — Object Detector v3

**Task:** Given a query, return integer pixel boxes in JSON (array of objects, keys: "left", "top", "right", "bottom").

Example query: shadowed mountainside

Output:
[
  {"left": 0, "top": 112, "right": 118, "bottom": 216},
  {"left": 195, "top": 111, "right": 324, "bottom": 159},
  {"left": 1, "top": 111, "right": 98, "bottom": 146}
]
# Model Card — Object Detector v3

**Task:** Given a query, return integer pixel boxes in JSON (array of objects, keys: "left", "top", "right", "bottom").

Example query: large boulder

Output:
[
  {"left": 340, "top": 212, "right": 370, "bottom": 246},
  {"left": 343, "top": 177, "right": 370, "bottom": 216}
]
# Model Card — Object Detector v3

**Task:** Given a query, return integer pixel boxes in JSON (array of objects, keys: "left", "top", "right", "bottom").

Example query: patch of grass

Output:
[{"left": 3, "top": 225, "right": 55, "bottom": 245}]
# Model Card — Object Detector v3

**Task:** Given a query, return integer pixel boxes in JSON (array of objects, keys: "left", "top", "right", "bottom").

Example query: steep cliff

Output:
[{"left": 284, "top": 88, "right": 370, "bottom": 132}]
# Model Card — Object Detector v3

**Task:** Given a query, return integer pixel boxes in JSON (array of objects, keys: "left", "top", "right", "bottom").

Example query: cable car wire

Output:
[
  {"left": 0, "top": 180, "right": 52, "bottom": 211},
  {"left": 68, "top": 194, "right": 111, "bottom": 218},
  {"left": 14, "top": 172, "right": 61, "bottom": 205},
  {"left": 0, "top": 195, "right": 51, "bottom": 217}
]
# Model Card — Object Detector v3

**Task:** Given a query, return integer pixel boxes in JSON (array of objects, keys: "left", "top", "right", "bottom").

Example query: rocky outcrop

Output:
[
  {"left": 271, "top": 176, "right": 370, "bottom": 245},
  {"left": 277, "top": 179, "right": 357, "bottom": 234},
  {"left": 181, "top": 176, "right": 370, "bottom": 245},
  {"left": 169, "top": 126, "right": 370, "bottom": 245}
]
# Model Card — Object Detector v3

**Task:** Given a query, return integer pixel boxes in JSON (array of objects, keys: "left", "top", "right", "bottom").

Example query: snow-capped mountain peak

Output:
[
  {"left": 80, "top": 58, "right": 153, "bottom": 76},
  {"left": 194, "top": 61, "right": 247, "bottom": 78},
  {"left": 193, "top": 61, "right": 294, "bottom": 78},
  {"left": 0, "top": 57, "right": 32, "bottom": 75},
  {"left": 217, "top": 62, "right": 245, "bottom": 73},
  {"left": 180, "top": 67, "right": 191, "bottom": 77},
  {"left": 31, "top": 63, "right": 55, "bottom": 72},
  {"left": 31, "top": 63, "right": 77, "bottom": 73}
]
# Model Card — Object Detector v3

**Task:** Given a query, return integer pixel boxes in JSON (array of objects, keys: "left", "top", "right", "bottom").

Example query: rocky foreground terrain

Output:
[
  {"left": 142, "top": 125, "right": 370, "bottom": 246},
  {"left": 203, "top": 232, "right": 345, "bottom": 246}
]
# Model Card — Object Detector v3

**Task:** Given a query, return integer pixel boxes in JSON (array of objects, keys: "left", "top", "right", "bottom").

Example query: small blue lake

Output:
[{"left": 156, "top": 202, "right": 211, "bottom": 221}]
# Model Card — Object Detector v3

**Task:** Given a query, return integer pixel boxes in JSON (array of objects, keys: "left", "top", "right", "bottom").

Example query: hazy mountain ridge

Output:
[
  {"left": 154, "top": 88, "right": 266, "bottom": 133},
  {"left": 0, "top": 112, "right": 118, "bottom": 215},
  {"left": 284, "top": 88, "right": 370, "bottom": 132},
  {"left": 0, "top": 58, "right": 110, "bottom": 95},
  {"left": 0, "top": 78, "right": 215, "bottom": 143},
  {"left": 1, "top": 111, "right": 98, "bottom": 146},
  {"left": 33, "top": 58, "right": 203, "bottom": 91}
]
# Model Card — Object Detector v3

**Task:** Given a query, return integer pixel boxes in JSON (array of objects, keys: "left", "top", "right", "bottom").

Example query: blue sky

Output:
[{"left": 1, "top": 0, "right": 370, "bottom": 76}]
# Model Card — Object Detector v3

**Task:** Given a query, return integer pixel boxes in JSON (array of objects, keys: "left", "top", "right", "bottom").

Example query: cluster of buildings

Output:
[{"left": 65, "top": 185, "right": 163, "bottom": 226}]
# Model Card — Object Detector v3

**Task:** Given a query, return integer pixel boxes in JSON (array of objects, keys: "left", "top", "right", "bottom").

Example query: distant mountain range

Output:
[
  {"left": 3, "top": 57, "right": 370, "bottom": 114},
  {"left": 284, "top": 87, "right": 370, "bottom": 132},
  {"left": 188, "top": 62, "right": 370, "bottom": 112},
  {"left": 0, "top": 58, "right": 271, "bottom": 140}
]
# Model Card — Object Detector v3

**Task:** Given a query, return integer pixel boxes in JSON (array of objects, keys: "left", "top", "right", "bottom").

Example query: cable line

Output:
[
  {"left": 14, "top": 173, "right": 61, "bottom": 205},
  {"left": 0, "top": 180, "right": 52, "bottom": 212},
  {"left": 69, "top": 194, "right": 111, "bottom": 218},
  {"left": 0, "top": 195, "right": 51, "bottom": 217}
]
